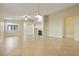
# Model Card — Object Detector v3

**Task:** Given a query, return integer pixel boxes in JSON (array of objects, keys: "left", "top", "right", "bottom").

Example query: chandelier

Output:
[{"left": 24, "top": 3, "right": 43, "bottom": 23}]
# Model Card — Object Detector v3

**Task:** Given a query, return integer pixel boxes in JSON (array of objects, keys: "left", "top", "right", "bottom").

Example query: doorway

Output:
[
  {"left": 3, "top": 20, "right": 24, "bottom": 55},
  {"left": 63, "top": 16, "right": 74, "bottom": 38},
  {"left": 24, "top": 22, "right": 34, "bottom": 38},
  {"left": 4, "top": 20, "right": 23, "bottom": 37}
]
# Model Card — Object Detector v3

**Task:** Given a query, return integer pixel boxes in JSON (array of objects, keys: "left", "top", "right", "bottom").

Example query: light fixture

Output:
[
  {"left": 35, "top": 3, "right": 42, "bottom": 22},
  {"left": 24, "top": 3, "right": 42, "bottom": 22},
  {"left": 24, "top": 15, "right": 28, "bottom": 20},
  {"left": 24, "top": 15, "right": 31, "bottom": 21},
  {"left": 35, "top": 14, "right": 42, "bottom": 22}
]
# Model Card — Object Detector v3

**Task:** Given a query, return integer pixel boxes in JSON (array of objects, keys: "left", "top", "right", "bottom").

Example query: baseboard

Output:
[
  {"left": 64, "top": 36, "right": 73, "bottom": 38},
  {"left": 74, "top": 38, "right": 79, "bottom": 41},
  {"left": 48, "top": 35, "right": 63, "bottom": 38}
]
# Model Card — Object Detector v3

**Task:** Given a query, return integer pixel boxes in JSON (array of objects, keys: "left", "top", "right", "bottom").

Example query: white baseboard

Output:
[
  {"left": 64, "top": 36, "right": 73, "bottom": 38},
  {"left": 48, "top": 35, "right": 63, "bottom": 38},
  {"left": 74, "top": 38, "right": 79, "bottom": 41}
]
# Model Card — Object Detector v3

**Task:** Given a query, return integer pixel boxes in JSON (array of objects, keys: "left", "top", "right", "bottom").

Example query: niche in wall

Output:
[{"left": 38, "top": 30, "right": 42, "bottom": 36}]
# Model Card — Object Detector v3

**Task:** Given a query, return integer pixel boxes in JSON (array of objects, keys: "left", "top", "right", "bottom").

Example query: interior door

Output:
[{"left": 64, "top": 16, "right": 74, "bottom": 38}]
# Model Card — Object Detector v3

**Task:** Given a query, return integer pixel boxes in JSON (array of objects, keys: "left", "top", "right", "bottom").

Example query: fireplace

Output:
[{"left": 38, "top": 30, "right": 42, "bottom": 36}]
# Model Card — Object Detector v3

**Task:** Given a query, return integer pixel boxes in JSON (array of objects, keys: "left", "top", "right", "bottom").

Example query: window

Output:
[{"left": 7, "top": 25, "right": 17, "bottom": 31}]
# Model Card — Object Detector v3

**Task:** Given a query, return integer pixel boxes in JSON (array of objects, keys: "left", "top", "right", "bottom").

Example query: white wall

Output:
[
  {"left": 48, "top": 15, "right": 63, "bottom": 38},
  {"left": 44, "top": 4, "right": 79, "bottom": 39},
  {"left": 0, "top": 18, "right": 4, "bottom": 39},
  {"left": 74, "top": 16, "right": 79, "bottom": 41},
  {"left": 0, "top": 18, "right": 4, "bottom": 48},
  {"left": 24, "top": 22, "right": 33, "bottom": 36},
  {"left": 44, "top": 16, "right": 49, "bottom": 36}
]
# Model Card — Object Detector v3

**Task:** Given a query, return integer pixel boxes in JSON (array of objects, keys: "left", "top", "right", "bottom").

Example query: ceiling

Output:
[{"left": 0, "top": 3, "right": 78, "bottom": 17}]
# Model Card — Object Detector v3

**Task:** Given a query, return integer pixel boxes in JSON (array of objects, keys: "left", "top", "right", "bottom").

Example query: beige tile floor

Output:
[{"left": 0, "top": 36, "right": 79, "bottom": 56}]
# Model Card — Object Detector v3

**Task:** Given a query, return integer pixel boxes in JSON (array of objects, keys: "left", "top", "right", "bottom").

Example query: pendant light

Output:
[{"left": 35, "top": 3, "right": 42, "bottom": 22}]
